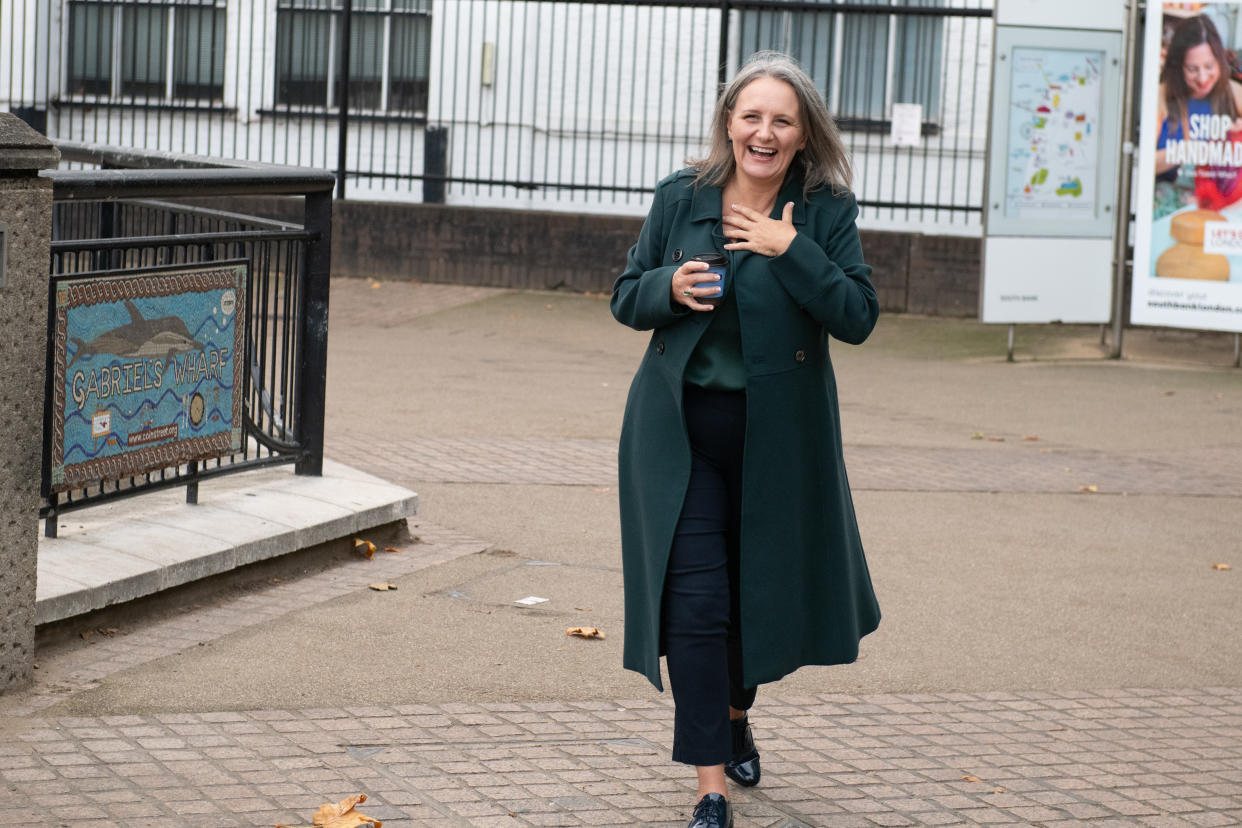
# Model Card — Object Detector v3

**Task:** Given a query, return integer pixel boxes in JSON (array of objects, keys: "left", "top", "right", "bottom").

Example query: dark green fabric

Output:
[
  {"left": 611, "top": 168, "right": 881, "bottom": 692},
  {"left": 683, "top": 286, "right": 746, "bottom": 391}
]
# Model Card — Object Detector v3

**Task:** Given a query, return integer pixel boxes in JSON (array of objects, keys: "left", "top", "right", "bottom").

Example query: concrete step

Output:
[{"left": 36, "top": 459, "right": 417, "bottom": 625}]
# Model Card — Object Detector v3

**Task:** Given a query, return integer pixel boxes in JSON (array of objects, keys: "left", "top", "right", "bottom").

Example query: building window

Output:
[
  {"left": 66, "top": 0, "right": 226, "bottom": 101},
  {"left": 738, "top": 0, "right": 943, "bottom": 126},
  {"left": 276, "top": 0, "right": 430, "bottom": 113}
]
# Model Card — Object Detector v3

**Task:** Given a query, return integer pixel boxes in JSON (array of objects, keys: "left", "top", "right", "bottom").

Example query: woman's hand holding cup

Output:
[{"left": 671, "top": 260, "right": 717, "bottom": 312}]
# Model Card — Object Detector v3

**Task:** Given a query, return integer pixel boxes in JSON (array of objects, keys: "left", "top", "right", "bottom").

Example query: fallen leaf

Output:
[
  {"left": 567, "top": 626, "right": 606, "bottom": 640},
  {"left": 970, "top": 432, "right": 984, "bottom": 440},
  {"left": 1212, "top": 563, "right": 1232, "bottom": 571},
  {"left": 368, "top": 583, "right": 398, "bottom": 591},
  {"left": 574, "top": 607, "right": 592, "bottom": 611},
  {"left": 1163, "top": 390, "right": 1175, "bottom": 396},
  {"left": 98, "top": 627, "right": 119, "bottom": 637},
  {"left": 79, "top": 630, "right": 94, "bottom": 640},
  {"left": 280, "top": 793, "right": 382, "bottom": 828},
  {"left": 383, "top": 546, "right": 400, "bottom": 553},
  {"left": 354, "top": 539, "right": 376, "bottom": 559},
  {"left": 1079, "top": 485, "right": 1098, "bottom": 493},
  {"left": 1023, "top": 435, "right": 1039, "bottom": 442},
  {"left": 962, "top": 775, "right": 983, "bottom": 783},
  {"left": 369, "top": 281, "right": 382, "bottom": 289}
]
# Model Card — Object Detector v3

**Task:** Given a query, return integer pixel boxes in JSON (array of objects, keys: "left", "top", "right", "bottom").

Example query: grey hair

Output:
[{"left": 691, "top": 51, "right": 852, "bottom": 196}]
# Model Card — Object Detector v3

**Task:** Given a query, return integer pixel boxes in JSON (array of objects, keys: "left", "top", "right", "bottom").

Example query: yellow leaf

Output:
[
  {"left": 313, "top": 794, "right": 382, "bottom": 828},
  {"left": 962, "top": 775, "right": 983, "bottom": 783},
  {"left": 1212, "top": 563, "right": 1232, "bottom": 571},
  {"left": 354, "top": 539, "right": 376, "bottom": 559},
  {"left": 567, "top": 626, "right": 606, "bottom": 640},
  {"left": 368, "top": 583, "right": 398, "bottom": 591},
  {"left": 369, "top": 281, "right": 382, "bottom": 289},
  {"left": 1079, "top": 485, "right": 1098, "bottom": 493},
  {"left": 970, "top": 432, "right": 984, "bottom": 440}
]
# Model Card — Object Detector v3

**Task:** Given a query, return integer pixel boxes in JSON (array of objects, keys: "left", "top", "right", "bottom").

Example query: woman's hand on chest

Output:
[{"left": 723, "top": 201, "right": 798, "bottom": 258}]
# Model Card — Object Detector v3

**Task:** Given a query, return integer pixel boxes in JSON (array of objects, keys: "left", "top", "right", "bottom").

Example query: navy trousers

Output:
[{"left": 662, "top": 383, "right": 758, "bottom": 766}]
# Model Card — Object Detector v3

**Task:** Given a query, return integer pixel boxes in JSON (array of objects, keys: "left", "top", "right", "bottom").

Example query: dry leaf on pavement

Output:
[
  {"left": 567, "top": 626, "right": 606, "bottom": 640},
  {"left": 962, "top": 775, "right": 983, "bottom": 783},
  {"left": 1212, "top": 563, "right": 1232, "bottom": 571},
  {"left": 279, "top": 793, "right": 382, "bottom": 828},
  {"left": 354, "top": 539, "right": 376, "bottom": 559},
  {"left": 1079, "top": 485, "right": 1098, "bottom": 493},
  {"left": 368, "top": 583, "right": 398, "bottom": 591},
  {"left": 1023, "top": 435, "right": 1039, "bottom": 442}
]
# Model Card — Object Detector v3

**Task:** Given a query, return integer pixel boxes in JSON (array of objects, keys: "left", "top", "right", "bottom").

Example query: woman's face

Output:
[
  {"left": 1183, "top": 42, "right": 1221, "bottom": 98},
  {"left": 727, "top": 77, "right": 807, "bottom": 188}
]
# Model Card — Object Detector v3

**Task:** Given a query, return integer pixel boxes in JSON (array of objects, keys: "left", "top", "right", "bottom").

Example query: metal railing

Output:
[
  {"left": 4, "top": 0, "right": 993, "bottom": 228},
  {"left": 41, "top": 144, "right": 335, "bottom": 534}
]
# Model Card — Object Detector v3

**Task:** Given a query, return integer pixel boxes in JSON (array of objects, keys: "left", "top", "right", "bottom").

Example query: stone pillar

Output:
[{"left": 0, "top": 115, "right": 59, "bottom": 693}]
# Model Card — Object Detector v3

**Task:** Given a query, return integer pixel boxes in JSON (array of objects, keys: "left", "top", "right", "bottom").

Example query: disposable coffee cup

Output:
[{"left": 692, "top": 252, "right": 727, "bottom": 305}]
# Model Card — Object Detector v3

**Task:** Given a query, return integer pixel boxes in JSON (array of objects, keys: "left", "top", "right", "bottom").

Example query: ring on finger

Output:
[{"left": 682, "top": 290, "right": 694, "bottom": 296}]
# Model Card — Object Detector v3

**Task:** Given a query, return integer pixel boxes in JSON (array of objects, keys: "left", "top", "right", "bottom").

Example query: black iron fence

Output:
[
  {"left": 42, "top": 144, "right": 335, "bottom": 534},
  {"left": 4, "top": 0, "right": 992, "bottom": 227}
]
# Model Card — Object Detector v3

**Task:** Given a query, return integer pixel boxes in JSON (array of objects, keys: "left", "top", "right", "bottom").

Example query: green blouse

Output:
[{"left": 683, "top": 262, "right": 746, "bottom": 391}]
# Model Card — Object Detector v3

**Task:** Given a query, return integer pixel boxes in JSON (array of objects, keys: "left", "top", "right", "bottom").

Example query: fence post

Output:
[
  {"left": 0, "top": 113, "right": 60, "bottom": 693},
  {"left": 295, "top": 190, "right": 332, "bottom": 476},
  {"left": 336, "top": 0, "right": 353, "bottom": 199},
  {"left": 424, "top": 126, "right": 448, "bottom": 203}
]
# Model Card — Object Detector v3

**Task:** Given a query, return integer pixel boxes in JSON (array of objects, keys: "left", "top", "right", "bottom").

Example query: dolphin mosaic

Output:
[{"left": 68, "top": 300, "right": 204, "bottom": 367}]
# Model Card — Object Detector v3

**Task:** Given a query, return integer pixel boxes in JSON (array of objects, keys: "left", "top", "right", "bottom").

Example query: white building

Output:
[{"left": 3, "top": 0, "right": 992, "bottom": 232}]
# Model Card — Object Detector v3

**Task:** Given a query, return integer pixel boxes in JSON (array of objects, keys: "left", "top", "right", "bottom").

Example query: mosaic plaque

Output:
[{"left": 49, "top": 262, "right": 248, "bottom": 493}]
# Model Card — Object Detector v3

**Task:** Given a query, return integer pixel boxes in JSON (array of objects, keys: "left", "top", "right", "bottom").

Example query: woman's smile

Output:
[{"left": 727, "top": 77, "right": 807, "bottom": 186}]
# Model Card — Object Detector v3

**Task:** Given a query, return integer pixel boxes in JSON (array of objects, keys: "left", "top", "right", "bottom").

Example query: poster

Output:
[
  {"left": 1133, "top": 1, "right": 1242, "bottom": 332},
  {"left": 48, "top": 262, "right": 247, "bottom": 493}
]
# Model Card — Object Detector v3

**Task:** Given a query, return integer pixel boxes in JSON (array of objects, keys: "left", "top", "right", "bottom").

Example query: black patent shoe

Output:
[
  {"left": 723, "top": 714, "right": 761, "bottom": 787},
  {"left": 687, "top": 792, "right": 732, "bottom": 828}
]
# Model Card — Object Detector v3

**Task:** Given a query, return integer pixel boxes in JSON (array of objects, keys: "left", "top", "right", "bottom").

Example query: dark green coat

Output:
[{"left": 611, "top": 168, "right": 880, "bottom": 691}]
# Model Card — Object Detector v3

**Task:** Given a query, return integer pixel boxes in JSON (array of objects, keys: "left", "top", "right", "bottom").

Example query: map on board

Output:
[{"left": 1004, "top": 46, "right": 1104, "bottom": 218}]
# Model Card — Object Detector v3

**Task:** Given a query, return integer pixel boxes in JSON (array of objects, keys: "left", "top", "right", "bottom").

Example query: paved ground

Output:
[{"left": 3, "top": 280, "right": 1241, "bottom": 827}]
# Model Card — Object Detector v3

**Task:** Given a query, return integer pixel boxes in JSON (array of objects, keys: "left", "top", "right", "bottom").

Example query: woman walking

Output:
[{"left": 611, "top": 52, "right": 881, "bottom": 828}]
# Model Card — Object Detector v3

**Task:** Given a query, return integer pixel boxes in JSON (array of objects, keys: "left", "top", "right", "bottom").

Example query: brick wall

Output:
[{"left": 226, "top": 197, "right": 981, "bottom": 316}]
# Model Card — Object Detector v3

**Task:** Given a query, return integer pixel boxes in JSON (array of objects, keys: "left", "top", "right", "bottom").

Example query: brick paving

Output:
[
  {"left": 328, "top": 433, "right": 1242, "bottom": 497},
  {"left": 2, "top": 688, "right": 1240, "bottom": 827}
]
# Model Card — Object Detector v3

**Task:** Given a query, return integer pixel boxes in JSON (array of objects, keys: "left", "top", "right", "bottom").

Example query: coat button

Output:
[
  {"left": 672, "top": 248, "right": 683, "bottom": 262},
  {"left": 656, "top": 341, "right": 665, "bottom": 355},
  {"left": 794, "top": 349, "right": 806, "bottom": 363}
]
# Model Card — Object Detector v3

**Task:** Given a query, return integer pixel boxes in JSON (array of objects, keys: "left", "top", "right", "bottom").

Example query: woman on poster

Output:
[{"left": 1155, "top": 13, "right": 1242, "bottom": 217}]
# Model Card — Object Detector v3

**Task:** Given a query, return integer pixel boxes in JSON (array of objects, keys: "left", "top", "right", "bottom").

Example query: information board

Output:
[{"left": 986, "top": 26, "right": 1122, "bottom": 238}]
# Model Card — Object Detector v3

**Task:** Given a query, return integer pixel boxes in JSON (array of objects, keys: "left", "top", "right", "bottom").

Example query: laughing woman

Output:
[{"left": 611, "top": 52, "right": 881, "bottom": 828}]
